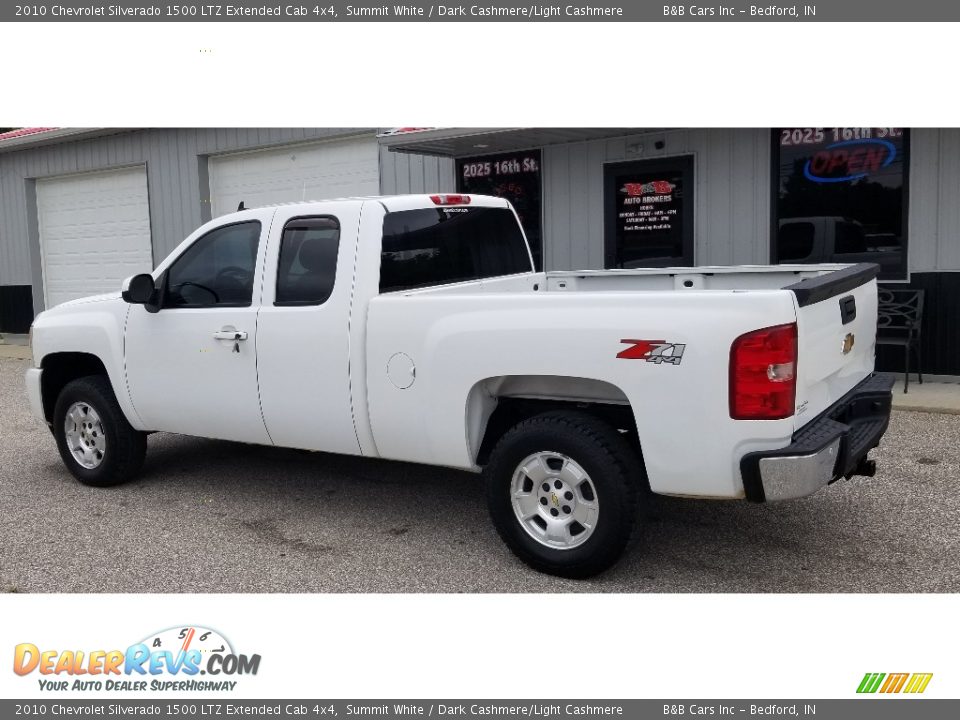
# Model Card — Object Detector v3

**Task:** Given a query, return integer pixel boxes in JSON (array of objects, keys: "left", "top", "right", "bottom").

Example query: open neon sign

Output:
[{"left": 803, "top": 138, "right": 897, "bottom": 184}]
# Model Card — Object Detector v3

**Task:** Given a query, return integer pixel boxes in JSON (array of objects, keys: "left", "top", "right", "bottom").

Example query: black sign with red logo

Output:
[{"left": 616, "top": 178, "right": 680, "bottom": 239}]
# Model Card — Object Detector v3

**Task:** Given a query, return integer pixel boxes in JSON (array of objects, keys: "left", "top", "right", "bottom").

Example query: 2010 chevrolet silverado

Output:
[{"left": 25, "top": 193, "right": 894, "bottom": 577}]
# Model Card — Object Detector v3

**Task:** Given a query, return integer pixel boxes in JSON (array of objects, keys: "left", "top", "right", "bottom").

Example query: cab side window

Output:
[
  {"left": 164, "top": 221, "right": 261, "bottom": 308},
  {"left": 275, "top": 216, "right": 340, "bottom": 306}
]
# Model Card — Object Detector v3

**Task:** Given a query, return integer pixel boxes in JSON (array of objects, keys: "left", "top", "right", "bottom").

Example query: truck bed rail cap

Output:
[{"left": 785, "top": 263, "right": 881, "bottom": 307}]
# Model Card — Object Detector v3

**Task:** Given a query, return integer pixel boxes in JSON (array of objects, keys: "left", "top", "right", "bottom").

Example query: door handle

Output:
[
  {"left": 213, "top": 328, "right": 248, "bottom": 353},
  {"left": 213, "top": 329, "right": 248, "bottom": 341}
]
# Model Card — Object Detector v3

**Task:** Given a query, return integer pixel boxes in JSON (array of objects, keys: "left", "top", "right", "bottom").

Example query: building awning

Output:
[{"left": 378, "top": 127, "right": 646, "bottom": 158}]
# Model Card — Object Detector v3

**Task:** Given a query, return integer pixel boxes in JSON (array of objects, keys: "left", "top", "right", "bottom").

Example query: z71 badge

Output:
[{"left": 616, "top": 339, "right": 686, "bottom": 365}]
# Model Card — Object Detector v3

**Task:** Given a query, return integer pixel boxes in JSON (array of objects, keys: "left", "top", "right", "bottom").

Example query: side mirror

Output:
[{"left": 122, "top": 273, "right": 158, "bottom": 306}]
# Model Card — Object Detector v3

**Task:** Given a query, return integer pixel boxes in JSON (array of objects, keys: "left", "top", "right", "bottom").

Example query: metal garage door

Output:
[
  {"left": 36, "top": 166, "right": 153, "bottom": 309},
  {"left": 208, "top": 135, "right": 380, "bottom": 217}
]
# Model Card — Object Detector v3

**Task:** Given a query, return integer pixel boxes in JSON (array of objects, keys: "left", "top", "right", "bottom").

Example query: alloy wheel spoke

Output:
[
  {"left": 520, "top": 455, "right": 551, "bottom": 485},
  {"left": 544, "top": 518, "right": 571, "bottom": 545},
  {"left": 513, "top": 491, "right": 541, "bottom": 520},
  {"left": 559, "top": 460, "right": 585, "bottom": 486},
  {"left": 572, "top": 499, "right": 598, "bottom": 527}
]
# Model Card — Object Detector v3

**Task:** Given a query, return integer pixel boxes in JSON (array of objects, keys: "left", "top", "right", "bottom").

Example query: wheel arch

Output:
[
  {"left": 39, "top": 352, "right": 112, "bottom": 424},
  {"left": 466, "top": 375, "right": 647, "bottom": 476}
]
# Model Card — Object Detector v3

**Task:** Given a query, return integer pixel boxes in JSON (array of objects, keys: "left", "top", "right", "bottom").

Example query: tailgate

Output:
[{"left": 786, "top": 264, "right": 880, "bottom": 430}]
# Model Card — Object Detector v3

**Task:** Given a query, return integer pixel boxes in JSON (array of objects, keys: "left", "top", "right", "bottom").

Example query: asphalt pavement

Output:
[{"left": 1, "top": 356, "right": 958, "bottom": 593}]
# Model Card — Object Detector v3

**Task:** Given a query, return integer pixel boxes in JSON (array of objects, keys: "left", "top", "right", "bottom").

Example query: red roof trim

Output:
[
  {"left": 380, "top": 127, "right": 435, "bottom": 136},
  {"left": 0, "top": 127, "right": 57, "bottom": 142}
]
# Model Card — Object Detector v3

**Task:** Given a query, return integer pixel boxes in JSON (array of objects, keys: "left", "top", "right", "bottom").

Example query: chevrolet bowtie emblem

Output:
[{"left": 842, "top": 333, "right": 855, "bottom": 355}]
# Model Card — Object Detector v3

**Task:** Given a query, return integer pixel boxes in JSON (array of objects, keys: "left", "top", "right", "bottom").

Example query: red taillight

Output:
[
  {"left": 729, "top": 323, "right": 798, "bottom": 420},
  {"left": 430, "top": 194, "right": 471, "bottom": 206}
]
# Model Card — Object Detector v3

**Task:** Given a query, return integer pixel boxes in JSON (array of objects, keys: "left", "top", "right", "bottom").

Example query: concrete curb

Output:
[
  {"left": 893, "top": 404, "right": 960, "bottom": 416},
  {"left": 0, "top": 346, "right": 31, "bottom": 360},
  {"left": 890, "top": 379, "right": 960, "bottom": 415}
]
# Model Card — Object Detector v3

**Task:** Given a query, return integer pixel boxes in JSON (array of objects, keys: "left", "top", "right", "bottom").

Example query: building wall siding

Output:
[
  {"left": 542, "top": 128, "right": 773, "bottom": 271},
  {"left": 908, "top": 128, "right": 960, "bottom": 274},
  {"left": 378, "top": 145, "right": 455, "bottom": 195}
]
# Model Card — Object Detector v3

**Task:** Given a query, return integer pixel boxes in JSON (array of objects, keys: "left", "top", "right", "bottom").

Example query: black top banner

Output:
[{"left": 3, "top": 1, "right": 958, "bottom": 22}]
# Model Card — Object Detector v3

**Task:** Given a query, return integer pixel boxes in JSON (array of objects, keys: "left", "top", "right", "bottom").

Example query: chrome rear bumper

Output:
[{"left": 741, "top": 373, "right": 895, "bottom": 502}]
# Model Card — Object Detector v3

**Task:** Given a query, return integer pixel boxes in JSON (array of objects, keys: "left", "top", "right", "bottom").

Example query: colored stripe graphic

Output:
[
  {"left": 904, "top": 673, "right": 934, "bottom": 694},
  {"left": 857, "top": 672, "right": 932, "bottom": 694},
  {"left": 880, "top": 673, "right": 909, "bottom": 693},
  {"left": 857, "top": 673, "right": 885, "bottom": 693}
]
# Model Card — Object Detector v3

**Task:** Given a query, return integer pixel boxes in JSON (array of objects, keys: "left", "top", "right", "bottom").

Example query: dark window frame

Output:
[
  {"left": 769, "top": 129, "right": 911, "bottom": 282},
  {"left": 160, "top": 220, "right": 262, "bottom": 310},
  {"left": 603, "top": 155, "right": 696, "bottom": 269},
  {"left": 273, "top": 215, "right": 341, "bottom": 308}
]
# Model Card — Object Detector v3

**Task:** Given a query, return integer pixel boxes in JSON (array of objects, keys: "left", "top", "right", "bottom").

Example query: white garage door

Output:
[
  {"left": 37, "top": 166, "right": 153, "bottom": 308},
  {"left": 208, "top": 135, "right": 380, "bottom": 218}
]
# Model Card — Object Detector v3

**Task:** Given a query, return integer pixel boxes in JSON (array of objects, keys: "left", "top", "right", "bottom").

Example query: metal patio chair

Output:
[{"left": 876, "top": 288, "right": 925, "bottom": 393}]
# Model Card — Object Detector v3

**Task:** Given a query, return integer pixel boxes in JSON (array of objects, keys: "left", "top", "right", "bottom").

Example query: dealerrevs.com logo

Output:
[{"left": 13, "top": 626, "right": 261, "bottom": 693}]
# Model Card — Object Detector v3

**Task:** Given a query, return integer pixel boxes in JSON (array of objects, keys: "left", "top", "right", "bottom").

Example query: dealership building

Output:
[{"left": 1, "top": 126, "right": 958, "bottom": 374}]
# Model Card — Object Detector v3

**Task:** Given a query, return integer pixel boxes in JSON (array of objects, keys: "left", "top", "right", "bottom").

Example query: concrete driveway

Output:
[{"left": 1, "top": 356, "right": 958, "bottom": 593}]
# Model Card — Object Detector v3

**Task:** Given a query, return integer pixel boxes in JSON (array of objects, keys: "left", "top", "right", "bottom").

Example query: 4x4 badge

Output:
[{"left": 617, "top": 340, "right": 686, "bottom": 365}]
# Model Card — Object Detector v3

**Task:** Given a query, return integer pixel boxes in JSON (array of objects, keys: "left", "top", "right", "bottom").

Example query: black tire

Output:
[
  {"left": 53, "top": 375, "right": 147, "bottom": 487},
  {"left": 483, "top": 411, "right": 641, "bottom": 578}
]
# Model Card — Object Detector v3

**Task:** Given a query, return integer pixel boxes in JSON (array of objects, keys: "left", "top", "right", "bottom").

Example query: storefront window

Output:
[
  {"left": 773, "top": 128, "right": 908, "bottom": 279},
  {"left": 604, "top": 156, "right": 695, "bottom": 268},
  {"left": 457, "top": 150, "right": 543, "bottom": 270}
]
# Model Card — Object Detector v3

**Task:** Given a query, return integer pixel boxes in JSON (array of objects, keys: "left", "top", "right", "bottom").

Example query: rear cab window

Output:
[{"left": 379, "top": 206, "right": 532, "bottom": 293}]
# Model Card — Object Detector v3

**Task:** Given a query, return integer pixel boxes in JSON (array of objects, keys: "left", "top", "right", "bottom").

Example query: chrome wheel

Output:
[
  {"left": 510, "top": 451, "right": 599, "bottom": 550},
  {"left": 64, "top": 402, "right": 106, "bottom": 469}
]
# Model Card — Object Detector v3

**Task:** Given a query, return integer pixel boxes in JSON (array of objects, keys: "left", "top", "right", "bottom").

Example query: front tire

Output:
[
  {"left": 484, "top": 411, "right": 640, "bottom": 578},
  {"left": 53, "top": 375, "right": 147, "bottom": 487}
]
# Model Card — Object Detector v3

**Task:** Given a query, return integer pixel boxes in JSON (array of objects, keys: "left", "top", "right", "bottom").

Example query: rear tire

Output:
[
  {"left": 53, "top": 375, "right": 147, "bottom": 487},
  {"left": 483, "top": 411, "right": 641, "bottom": 578}
]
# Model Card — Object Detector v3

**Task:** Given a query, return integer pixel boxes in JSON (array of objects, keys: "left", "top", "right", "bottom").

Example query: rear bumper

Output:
[{"left": 740, "top": 372, "right": 895, "bottom": 502}]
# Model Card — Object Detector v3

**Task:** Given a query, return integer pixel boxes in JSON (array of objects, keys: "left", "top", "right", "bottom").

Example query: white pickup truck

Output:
[{"left": 26, "top": 193, "right": 893, "bottom": 577}]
